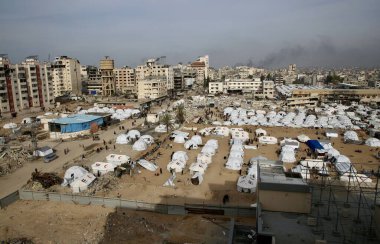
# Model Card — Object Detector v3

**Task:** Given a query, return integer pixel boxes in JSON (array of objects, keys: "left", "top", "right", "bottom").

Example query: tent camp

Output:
[
  {"left": 91, "top": 162, "right": 115, "bottom": 176},
  {"left": 172, "top": 151, "right": 188, "bottom": 162},
  {"left": 106, "top": 154, "right": 130, "bottom": 166},
  {"left": 70, "top": 173, "right": 96, "bottom": 193},
  {"left": 167, "top": 159, "right": 186, "bottom": 173},
  {"left": 191, "top": 172, "right": 204, "bottom": 185},
  {"left": 237, "top": 175, "right": 257, "bottom": 193},
  {"left": 155, "top": 124, "right": 167, "bottom": 133},
  {"left": 225, "top": 156, "right": 243, "bottom": 170},
  {"left": 197, "top": 153, "right": 212, "bottom": 164},
  {"left": 189, "top": 161, "right": 208, "bottom": 174},
  {"left": 184, "top": 139, "right": 199, "bottom": 150}
]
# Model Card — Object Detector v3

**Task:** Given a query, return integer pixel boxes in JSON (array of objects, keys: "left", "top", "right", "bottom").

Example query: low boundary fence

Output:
[
  {"left": 0, "top": 191, "right": 19, "bottom": 209},
  {"left": 17, "top": 189, "right": 256, "bottom": 217}
]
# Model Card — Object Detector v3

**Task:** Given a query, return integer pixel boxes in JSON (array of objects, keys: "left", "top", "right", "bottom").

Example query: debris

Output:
[{"left": 31, "top": 171, "right": 63, "bottom": 189}]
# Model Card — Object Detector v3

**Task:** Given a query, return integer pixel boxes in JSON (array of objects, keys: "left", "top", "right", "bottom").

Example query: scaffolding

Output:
[{"left": 300, "top": 160, "right": 380, "bottom": 243}]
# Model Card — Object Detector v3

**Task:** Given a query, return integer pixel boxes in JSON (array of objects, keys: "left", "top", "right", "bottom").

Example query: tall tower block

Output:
[{"left": 100, "top": 56, "right": 115, "bottom": 96}]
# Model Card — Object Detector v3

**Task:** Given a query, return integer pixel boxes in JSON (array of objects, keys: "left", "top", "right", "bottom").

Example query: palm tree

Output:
[
  {"left": 160, "top": 113, "right": 174, "bottom": 132},
  {"left": 176, "top": 104, "right": 186, "bottom": 124}
]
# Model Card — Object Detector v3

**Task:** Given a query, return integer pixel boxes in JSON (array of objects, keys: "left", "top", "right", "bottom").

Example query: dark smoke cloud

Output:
[{"left": 255, "top": 37, "right": 380, "bottom": 68}]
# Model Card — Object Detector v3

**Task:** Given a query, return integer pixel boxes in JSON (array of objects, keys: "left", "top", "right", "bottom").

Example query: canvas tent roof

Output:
[
  {"left": 132, "top": 139, "right": 148, "bottom": 151},
  {"left": 255, "top": 128, "right": 267, "bottom": 136},
  {"left": 116, "top": 134, "right": 129, "bottom": 144},
  {"left": 306, "top": 140, "right": 324, "bottom": 151},
  {"left": 237, "top": 175, "right": 257, "bottom": 193},
  {"left": 70, "top": 173, "right": 96, "bottom": 193},
  {"left": 106, "top": 154, "right": 130, "bottom": 166},
  {"left": 297, "top": 134, "right": 310, "bottom": 143},
  {"left": 62, "top": 166, "right": 89, "bottom": 186},
  {"left": 365, "top": 138, "right": 380, "bottom": 147},
  {"left": 137, "top": 159, "right": 158, "bottom": 171}
]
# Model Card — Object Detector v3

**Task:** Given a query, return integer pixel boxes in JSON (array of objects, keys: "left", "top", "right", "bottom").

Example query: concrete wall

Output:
[
  {"left": 259, "top": 190, "right": 311, "bottom": 214},
  {"left": 375, "top": 205, "right": 380, "bottom": 235},
  {"left": 18, "top": 190, "right": 256, "bottom": 217}
]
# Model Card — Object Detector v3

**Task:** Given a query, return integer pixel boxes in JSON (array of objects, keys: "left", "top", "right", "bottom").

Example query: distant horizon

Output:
[{"left": 1, "top": 0, "right": 380, "bottom": 69}]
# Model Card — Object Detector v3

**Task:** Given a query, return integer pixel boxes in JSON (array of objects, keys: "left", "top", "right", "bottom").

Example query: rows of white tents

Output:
[
  {"left": 189, "top": 139, "right": 218, "bottom": 185},
  {"left": 223, "top": 107, "right": 363, "bottom": 129},
  {"left": 78, "top": 106, "right": 141, "bottom": 121},
  {"left": 116, "top": 130, "right": 155, "bottom": 151}
]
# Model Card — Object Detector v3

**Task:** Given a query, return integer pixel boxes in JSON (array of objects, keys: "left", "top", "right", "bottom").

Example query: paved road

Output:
[{"left": 0, "top": 117, "right": 144, "bottom": 198}]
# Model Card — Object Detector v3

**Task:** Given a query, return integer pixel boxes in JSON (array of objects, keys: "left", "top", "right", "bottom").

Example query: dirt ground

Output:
[{"left": 0, "top": 200, "right": 254, "bottom": 244}]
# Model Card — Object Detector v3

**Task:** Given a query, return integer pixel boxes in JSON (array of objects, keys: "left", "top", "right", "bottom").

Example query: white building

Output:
[
  {"left": 135, "top": 59, "right": 174, "bottom": 94},
  {"left": 51, "top": 56, "right": 81, "bottom": 97},
  {"left": 0, "top": 55, "right": 53, "bottom": 115},
  {"left": 224, "top": 78, "right": 262, "bottom": 93},
  {"left": 114, "top": 66, "right": 136, "bottom": 93},
  {"left": 137, "top": 77, "right": 168, "bottom": 100},
  {"left": 208, "top": 81, "right": 224, "bottom": 94}
]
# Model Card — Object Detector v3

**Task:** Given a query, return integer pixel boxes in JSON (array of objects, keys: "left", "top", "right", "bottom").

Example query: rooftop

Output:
[{"left": 50, "top": 114, "right": 102, "bottom": 124}]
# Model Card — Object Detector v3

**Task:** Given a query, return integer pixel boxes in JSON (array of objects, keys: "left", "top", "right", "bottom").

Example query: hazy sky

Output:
[{"left": 1, "top": 0, "right": 380, "bottom": 68}]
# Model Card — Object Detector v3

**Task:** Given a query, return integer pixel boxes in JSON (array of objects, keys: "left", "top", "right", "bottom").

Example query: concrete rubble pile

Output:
[{"left": 0, "top": 147, "right": 30, "bottom": 176}]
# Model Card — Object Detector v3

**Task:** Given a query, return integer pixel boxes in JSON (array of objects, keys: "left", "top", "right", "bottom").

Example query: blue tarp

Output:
[
  {"left": 51, "top": 114, "right": 103, "bottom": 133},
  {"left": 306, "top": 140, "right": 324, "bottom": 152}
]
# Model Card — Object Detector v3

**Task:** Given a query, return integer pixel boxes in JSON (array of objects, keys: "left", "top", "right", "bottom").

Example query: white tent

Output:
[
  {"left": 70, "top": 173, "right": 96, "bottom": 193},
  {"left": 280, "top": 138, "right": 300, "bottom": 149},
  {"left": 106, "top": 154, "right": 130, "bottom": 166},
  {"left": 174, "top": 135, "right": 186, "bottom": 143},
  {"left": 340, "top": 173, "right": 372, "bottom": 185},
  {"left": 326, "top": 130, "right": 339, "bottom": 138},
  {"left": 91, "top": 162, "right": 115, "bottom": 176},
  {"left": 365, "top": 138, "right": 380, "bottom": 147},
  {"left": 327, "top": 148, "right": 340, "bottom": 159},
  {"left": 127, "top": 130, "right": 141, "bottom": 140},
  {"left": 225, "top": 156, "right": 243, "bottom": 170},
  {"left": 3, "top": 123, "right": 17, "bottom": 129},
  {"left": 191, "top": 172, "right": 204, "bottom": 185},
  {"left": 258, "top": 136, "right": 278, "bottom": 144},
  {"left": 22, "top": 117, "right": 32, "bottom": 124},
  {"left": 190, "top": 135, "right": 202, "bottom": 145},
  {"left": 197, "top": 153, "right": 212, "bottom": 164},
  {"left": 201, "top": 145, "right": 216, "bottom": 155},
  {"left": 140, "top": 135, "right": 154, "bottom": 145},
  {"left": 137, "top": 159, "right": 158, "bottom": 171},
  {"left": 344, "top": 131, "right": 359, "bottom": 142},
  {"left": 155, "top": 124, "right": 167, "bottom": 133},
  {"left": 332, "top": 155, "right": 351, "bottom": 164},
  {"left": 214, "top": 127, "right": 229, "bottom": 136},
  {"left": 297, "top": 134, "right": 310, "bottom": 143},
  {"left": 237, "top": 175, "right": 257, "bottom": 193},
  {"left": 279, "top": 146, "right": 297, "bottom": 163},
  {"left": 172, "top": 151, "right": 189, "bottom": 162},
  {"left": 184, "top": 140, "right": 199, "bottom": 150},
  {"left": 205, "top": 139, "right": 218, "bottom": 150},
  {"left": 255, "top": 128, "right": 267, "bottom": 136},
  {"left": 189, "top": 161, "right": 208, "bottom": 174},
  {"left": 132, "top": 139, "right": 148, "bottom": 151},
  {"left": 62, "top": 166, "right": 89, "bottom": 186},
  {"left": 167, "top": 159, "right": 186, "bottom": 173},
  {"left": 247, "top": 161, "right": 258, "bottom": 176},
  {"left": 116, "top": 134, "right": 129, "bottom": 144}
]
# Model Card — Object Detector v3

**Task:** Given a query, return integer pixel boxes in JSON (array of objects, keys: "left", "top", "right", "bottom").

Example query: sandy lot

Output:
[{"left": 0, "top": 200, "right": 254, "bottom": 244}]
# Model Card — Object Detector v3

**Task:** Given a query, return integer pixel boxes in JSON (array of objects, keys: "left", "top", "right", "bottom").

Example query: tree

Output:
[
  {"left": 260, "top": 75, "right": 265, "bottom": 81},
  {"left": 160, "top": 113, "right": 174, "bottom": 132},
  {"left": 176, "top": 104, "right": 186, "bottom": 124},
  {"left": 204, "top": 76, "right": 210, "bottom": 88}
]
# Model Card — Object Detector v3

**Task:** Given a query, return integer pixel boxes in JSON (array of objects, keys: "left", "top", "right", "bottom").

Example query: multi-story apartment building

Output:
[
  {"left": 208, "top": 81, "right": 224, "bottom": 94},
  {"left": 208, "top": 78, "right": 275, "bottom": 99},
  {"left": 81, "top": 65, "right": 102, "bottom": 95},
  {"left": 173, "top": 68, "right": 184, "bottom": 91},
  {"left": 137, "top": 77, "right": 167, "bottom": 100},
  {"left": 135, "top": 59, "right": 174, "bottom": 95},
  {"left": 114, "top": 66, "right": 136, "bottom": 94},
  {"left": 51, "top": 56, "right": 81, "bottom": 97},
  {"left": 0, "top": 55, "right": 53, "bottom": 115},
  {"left": 190, "top": 61, "right": 206, "bottom": 83},
  {"left": 368, "top": 80, "right": 380, "bottom": 88},
  {"left": 224, "top": 78, "right": 262, "bottom": 93}
]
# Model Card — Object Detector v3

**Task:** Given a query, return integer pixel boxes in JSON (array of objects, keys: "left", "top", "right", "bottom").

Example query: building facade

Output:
[
  {"left": 0, "top": 55, "right": 53, "bottom": 115},
  {"left": 137, "top": 77, "right": 168, "bottom": 100},
  {"left": 114, "top": 66, "right": 136, "bottom": 94},
  {"left": 51, "top": 56, "right": 81, "bottom": 97}
]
